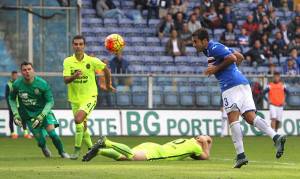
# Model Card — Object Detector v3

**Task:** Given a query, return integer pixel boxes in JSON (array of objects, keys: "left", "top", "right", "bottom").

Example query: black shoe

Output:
[
  {"left": 82, "top": 136, "right": 106, "bottom": 162},
  {"left": 233, "top": 158, "right": 248, "bottom": 168},
  {"left": 275, "top": 135, "right": 287, "bottom": 159},
  {"left": 41, "top": 147, "right": 52, "bottom": 158}
]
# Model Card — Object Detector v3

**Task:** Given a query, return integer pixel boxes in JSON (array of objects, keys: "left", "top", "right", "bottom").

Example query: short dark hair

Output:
[
  {"left": 11, "top": 71, "right": 17, "bottom": 74},
  {"left": 72, "top": 35, "right": 86, "bottom": 44},
  {"left": 274, "top": 71, "right": 281, "bottom": 76},
  {"left": 192, "top": 28, "right": 209, "bottom": 41},
  {"left": 20, "top": 61, "right": 33, "bottom": 69}
]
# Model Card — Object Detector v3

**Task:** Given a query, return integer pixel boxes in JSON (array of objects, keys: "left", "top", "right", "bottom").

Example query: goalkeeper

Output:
[
  {"left": 9, "top": 62, "right": 69, "bottom": 158},
  {"left": 82, "top": 135, "right": 212, "bottom": 162}
]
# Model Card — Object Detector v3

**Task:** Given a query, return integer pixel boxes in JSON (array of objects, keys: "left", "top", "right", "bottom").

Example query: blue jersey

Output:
[{"left": 203, "top": 40, "right": 249, "bottom": 92}]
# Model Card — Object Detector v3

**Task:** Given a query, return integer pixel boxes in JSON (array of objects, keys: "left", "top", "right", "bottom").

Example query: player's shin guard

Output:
[
  {"left": 99, "top": 148, "right": 123, "bottom": 160},
  {"left": 105, "top": 139, "right": 133, "bottom": 159},
  {"left": 253, "top": 115, "right": 277, "bottom": 139},
  {"left": 230, "top": 121, "right": 245, "bottom": 155},
  {"left": 83, "top": 130, "right": 93, "bottom": 149},
  {"left": 75, "top": 123, "right": 84, "bottom": 148},
  {"left": 48, "top": 129, "right": 64, "bottom": 154}
]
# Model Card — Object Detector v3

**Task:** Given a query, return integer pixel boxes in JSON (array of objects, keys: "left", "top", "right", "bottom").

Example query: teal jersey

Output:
[{"left": 9, "top": 76, "right": 54, "bottom": 120}]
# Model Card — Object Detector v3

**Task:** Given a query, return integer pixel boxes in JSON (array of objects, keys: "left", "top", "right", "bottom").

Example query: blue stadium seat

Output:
[
  {"left": 159, "top": 56, "right": 174, "bottom": 65},
  {"left": 119, "top": 18, "right": 133, "bottom": 27},
  {"left": 163, "top": 86, "right": 179, "bottom": 106},
  {"left": 132, "top": 85, "right": 147, "bottom": 106},
  {"left": 156, "top": 77, "right": 173, "bottom": 86},
  {"left": 179, "top": 86, "right": 195, "bottom": 106},
  {"left": 194, "top": 66, "right": 206, "bottom": 74},
  {"left": 153, "top": 86, "right": 163, "bottom": 106},
  {"left": 146, "top": 37, "right": 161, "bottom": 46},
  {"left": 189, "top": 77, "right": 204, "bottom": 86},
  {"left": 287, "top": 87, "right": 300, "bottom": 107},
  {"left": 177, "top": 65, "right": 195, "bottom": 74},
  {"left": 126, "top": 55, "right": 144, "bottom": 65},
  {"left": 144, "top": 56, "right": 160, "bottom": 65},
  {"left": 173, "top": 77, "right": 189, "bottom": 86},
  {"left": 104, "top": 18, "right": 118, "bottom": 27},
  {"left": 150, "top": 65, "right": 164, "bottom": 73},
  {"left": 175, "top": 56, "right": 190, "bottom": 66},
  {"left": 130, "top": 37, "right": 146, "bottom": 46},
  {"left": 116, "top": 86, "right": 132, "bottom": 106},
  {"left": 164, "top": 65, "right": 178, "bottom": 74},
  {"left": 195, "top": 86, "right": 210, "bottom": 106},
  {"left": 210, "top": 87, "right": 221, "bottom": 106}
]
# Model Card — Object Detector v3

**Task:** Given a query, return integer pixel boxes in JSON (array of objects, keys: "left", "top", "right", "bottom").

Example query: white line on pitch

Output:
[{"left": 211, "top": 157, "right": 297, "bottom": 166}]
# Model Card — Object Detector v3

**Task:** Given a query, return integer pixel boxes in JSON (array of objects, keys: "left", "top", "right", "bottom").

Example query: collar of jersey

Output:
[{"left": 72, "top": 53, "right": 88, "bottom": 63}]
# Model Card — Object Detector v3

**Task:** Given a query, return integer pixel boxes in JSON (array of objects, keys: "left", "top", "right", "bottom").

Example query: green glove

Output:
[
  {"left": 31, "top": 114, "right": 45, "bottom": 129},
  {"left": 13, "top": 114, "right": 23, "bottom": 127}
]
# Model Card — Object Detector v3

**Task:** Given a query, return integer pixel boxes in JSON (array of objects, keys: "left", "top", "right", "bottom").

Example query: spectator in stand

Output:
[
  {"left": 283, "top": 58, "right": 299, "bottom": 75},
  {"left": 174, "top": 12, "right": 185, "bottom": 34},
  {"left": 269, "top": 10, "right": 281, "bottom": 30},
  {"left": 188, "top": 13, "right": 202, "bottom": 34},
  {"left": 158, "top": 0, "right": 172, "bottom": 18},
  {"left": 292, "top": 3, "right": 300, "bottom": 18},
  {"left": 288, "top": 34, "right": 300, "bottom": 54},
  {"left": 249, "top": 23, "right": 264, "bottom": 46},
  {"left": 220, "top": 5, "right": 236, "bottom": 28},
  {"left": 158, "top": 13, "right": 174, "bottom": 39},
  {"left": 180, "top": 23, "right": 192, "bottom": 46},
  {"left": 165, "top": 29, "right": 186, "bottom": 57},
  {"left": 279, "top": 24, "right": 290, "bottom": 45},
  {"left": 242, "top": 15, "right": 259, "bottom": 35},
  {"left": 262, "top": 0, "right": 273, "bottom": 13},
  {"left": 220, "top": 22, "right": 238, "bottom": 47},
  {"left": 245, "top": 40, "right": 266, "bottom": 66},
  {"left": 215, "top": 1, "right": 225, "bottom": 17},
  {"left": 261, "top": 15, "right": 273, "bottom": 34},
  {"left": 237, "top": 27, "right": 250, "bottom": 53},
  {"left": 94, "top": 0, "right": 125, "bottom": 19},
  {"left": 109, "top": 53, "right": 129, "bottom": 74},
  {"left": 251, "top": 81, "right": 263, "bottom": 109},
  {"left": 203, "top": 6, "right": 221, "bottom": 29},
  {"left": 261, "top": 33, "right": 273, "bottom": 62},
  {"left": 146, "top": 0, "right": 160, "bottom": 26},
  {"left": 253, "top": 4, "right": 266, "bottom": 23},
  {"left": 249, "top": 0, "right": 260, "bottom": 11},
  {"left": 134, "top": 0, "right": 148, "bottom": 13},
  {"left": 202, "top": 0, "right": 214, "bottom": 12},
  {"left": 289, "top": 48, "right": 300, "bottom": 70},
  {"left": 271, "top": 31, "right": 288, "bottom": 60},
  {"left": 268, "top": 63, "right": 277, "bottom": 75},
  {"left": 169, "top": 0, "right": 189, "bottom": 17},
  {"left": 287, "top": 16, "right": 300, "bottom": 40}
]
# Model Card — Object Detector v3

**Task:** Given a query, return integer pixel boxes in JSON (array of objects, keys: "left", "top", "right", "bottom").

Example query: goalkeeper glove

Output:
[
  {"left": 13, "top": 114, "right": 23, "bottom": 128},
  {"left": 31, "top": 114, "right": 45, "bottom": 129}
]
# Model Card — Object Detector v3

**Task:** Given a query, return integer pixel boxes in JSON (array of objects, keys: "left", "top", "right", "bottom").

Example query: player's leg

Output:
[
  {"left": 220, "top": 108, "right": 228, "bottom": 137},
  {"left": 270, "top": 105, "right": 278, "bottom": 131},
  {"left": 27, "top": 120, "right": 51, "bottom": 157},
  {"left": 241, "top": 85, "right": 286, "bottom": 159},
  {"left": 43, "top": 113, "right": 69, "bottom": 158},
  {"left": 222, "top": 86, "right": 248, "bottom": 168},
  {"left": 21, "top": 118, "right": 32, "bottom": 139},
  {"left": 9, "top": 109, "right": 18, "bottom": 139},
  {"left": 271, "top": 119, "right": 277, "bottom": 131},
  {"left": 83, "top": 121, "right": 93, "bottom": 149},
  {"left": 82, "top": 136, "right": 134, "bottom": 161}
]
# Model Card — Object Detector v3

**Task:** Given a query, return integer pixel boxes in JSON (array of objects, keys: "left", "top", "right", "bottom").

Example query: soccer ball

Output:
[{"left": 104, "top": 34, "right": 125, "bottom": 54}]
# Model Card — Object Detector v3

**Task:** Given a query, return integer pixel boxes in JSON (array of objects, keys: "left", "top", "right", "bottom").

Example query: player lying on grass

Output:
[
  {"left": 82, "top": 135, "right": 212, "bottom": 162},
  {"left": 9, "top": 62, "right": 69, "bottom": 158}
]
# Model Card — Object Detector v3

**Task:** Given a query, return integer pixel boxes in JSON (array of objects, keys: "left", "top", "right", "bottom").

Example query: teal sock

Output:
[
  {"left": 33, "top": 131, "right": 46, "bottom": 148},
  {"left": 48, "top": 130, "right": 64, "bottom": 154}
]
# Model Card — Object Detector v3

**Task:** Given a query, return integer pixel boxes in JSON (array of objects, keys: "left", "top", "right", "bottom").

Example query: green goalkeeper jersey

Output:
[{"left": 9, "top": 76, "right": 54, "bottom": 120}]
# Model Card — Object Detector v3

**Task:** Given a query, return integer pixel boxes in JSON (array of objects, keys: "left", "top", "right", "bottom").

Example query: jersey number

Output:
[{"left": 223, "top": 98, "right": 228, "bottom": 106}]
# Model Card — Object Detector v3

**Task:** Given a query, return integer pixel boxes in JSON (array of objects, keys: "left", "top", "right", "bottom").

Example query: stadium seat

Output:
[
  {"left": 144, "top": 56, "right": 160, "bottom": 65},
  {"left": 163, "top": 86, "right": 179, "bottom": 106},
  {"left": 116, "top": 85, "right": 132, "bottom": 106},
  {"left": 164, "top": 65, "right": 178, "bottom": 74},
  {"left": 153, "top": 86, "right": 163, "bottom": 106},
  {"left": 150, "top": 65, "right": 164, "bottom": 73},
  {"left": 287, "top": 87, "right": 300, "bottom": 107},
  {"left": 210, "top": 87, "right": 221, "bottom": 106},
  {"left": 146, "top": 37, "right": 161, "bottom": 46},
  {"left": 132, "top": 85, "right": 147, "bottom": 106},
  {"left": 175, "top": 56, "right": 190, "bottom": 66},
  {"left": 195, "top": 86, "right": 210, "bottom": 106},
  {"left": 177, "top": 65, "right": 194, "bottom": 74},
  {"left": 159, "top": 56, "right": 174, "bottom": 65},
  {"left": 179, "top": 86, "right": 195, "bottom": 106},
  {"left": 156, "top": 77, "right": 173, "bottom": 86}
]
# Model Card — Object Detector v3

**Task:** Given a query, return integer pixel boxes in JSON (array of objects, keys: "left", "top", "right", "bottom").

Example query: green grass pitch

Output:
[{"left": 0, "top": 136, "right": 299, "bottom": 179}]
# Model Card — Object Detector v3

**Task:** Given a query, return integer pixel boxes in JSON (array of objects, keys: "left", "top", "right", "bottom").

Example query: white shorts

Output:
[
  {"left": 269, "top": 104, "right": 283, "bottom": 121},
  {"left": 222, "top": 84, "right": 256, "bottom": 115}
]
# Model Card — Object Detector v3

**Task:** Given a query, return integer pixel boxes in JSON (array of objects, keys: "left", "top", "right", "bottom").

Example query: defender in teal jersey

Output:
[
  {"left": 9, "top": 62, "right": 70, "bottom": 158},
  {"left": 82, "top": 135, "right": 212, "bottom": 162}
]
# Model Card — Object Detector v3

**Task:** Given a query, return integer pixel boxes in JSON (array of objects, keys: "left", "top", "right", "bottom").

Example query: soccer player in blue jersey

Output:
[{"left": 192, "top": 28, "right": 287, "bottom": 168}]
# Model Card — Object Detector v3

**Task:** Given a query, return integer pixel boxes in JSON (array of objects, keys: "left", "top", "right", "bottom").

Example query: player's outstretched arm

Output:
[
  {"left": 103, "top": 67, "right": 116, "bottom": 92},
  {"left": 40, "top": 83, "right": 54, "bottom": 117},
  {"left": 8, "top": 85, "right": 19, "bottom": 117},
  {"left": 205, "top": 54, "right": 237, "bottom": 75}
]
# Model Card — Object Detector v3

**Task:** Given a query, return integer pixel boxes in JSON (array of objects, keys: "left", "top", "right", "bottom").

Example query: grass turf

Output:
[{"left": 0, "top": 136, "right": 299, "bottom": 179}]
